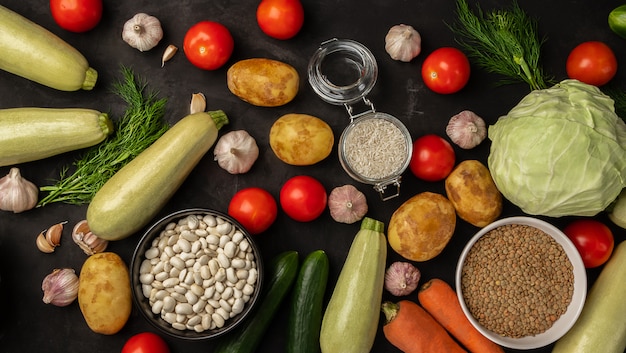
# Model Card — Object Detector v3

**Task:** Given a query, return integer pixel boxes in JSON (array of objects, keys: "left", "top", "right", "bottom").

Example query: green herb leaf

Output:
[{"left": 38, "top": 66, "right": 169, "bottom": 206}]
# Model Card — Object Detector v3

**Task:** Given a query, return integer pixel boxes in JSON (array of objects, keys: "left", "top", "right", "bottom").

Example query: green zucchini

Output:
[
  {"left": 215, "top": 251, "right": 299, "bottom": 353},
  {"left": 86, "top": 111, "right": 228, "bottom": 241},
  {"left": 320, "top": 217, "right": 387, "bottom": 353},
  {"left": 287, "top": 250, "right": 329, "bottom": 353},
  {"left": 0, "top": 5, "right": 97, "bottom": 91},
  {"left": 0, "top": 107, "right": 113, "bottom": 167},
  {"left": 552, "top": 240, "right": 626, "bottom": 353}
]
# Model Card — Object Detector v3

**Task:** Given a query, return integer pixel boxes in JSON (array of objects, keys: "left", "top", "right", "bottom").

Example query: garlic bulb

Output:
[
  {"left": 214, "top": 130, "right": 259, "bottom": 174},
  {"left": 384, "top": 261, "right": 421, "bottom": 296},
  {"left": 446, "top": 110, "right": 487, "bottom": 149},
  {"left": 328, "top": 184, "right": 368, "bottom": 224},
  {"left": 42, "top": 268, "right": 79, "bottom": 307},
  {"left": 122, "top": 13, "right": 163, "bottom": 52},
  {"left": 385, "top": 24, "right": 422, "bottom": 62},
  {"left": 0, "top": 167, "right": 38, "bottom": 213},
  {"left": 72, "top": 220, "right": 108, "bottom": 256}
]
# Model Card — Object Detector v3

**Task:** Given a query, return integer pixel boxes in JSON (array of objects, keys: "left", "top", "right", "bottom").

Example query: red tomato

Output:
[
  {"left": 280, "top": 175, "right": 327, "bottom": 222},
  {"left": 566, "top": 41, "right": 618, "bottom": 86},
  {"left": 50, "top": 0, "right": 102, "bottom": 33},
  {"left": 121, "top": 332, "right": 170, "bottom": 353},
  {"left": 563, "top": 219, "right": 614, "bottom": 268},
  {"left": 409, "top": 134, "right": 456, "bottom": 182},
  {"left": 256, "top": 0, "right": 304, "bottom": 40},
  {"left": 421, "top": 47, "right": 470, "bottom": 94},
  {"left": 183, "top": 21, "right": 234, "bottom": 71},
  {"left": 228, "top": 187, "right": 278, "bottom": 235}
]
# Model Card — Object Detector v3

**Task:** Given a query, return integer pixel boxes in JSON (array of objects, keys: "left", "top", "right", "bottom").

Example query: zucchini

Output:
[
  {"left": 0, "top": 5, "right": 97, "bottom": 91},
  {"left": 287, "top": 250, "right": 329, "bottom": 353},
  {"left": 0, "top": 107, "right": 113, "bottom": 167},
  {"left": 215, "top": 251, "right": 299, "bottom": 353},
  {"left": 552, "top": 240, "right": 626, "bottom": 353},
  {"left": 320, "top": 217, "right": 387, "bottom": 353},
  {"left": 86, "top": 111, "right": 228, "bottom": 241}
]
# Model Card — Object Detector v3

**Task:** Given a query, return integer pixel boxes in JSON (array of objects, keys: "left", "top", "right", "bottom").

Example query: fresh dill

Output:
[
  {"left": 448, "top": 0, "right": 554, "bottom": 91},
  {"left": 38, "top": 66, "right": 169, "bottom": 206}
]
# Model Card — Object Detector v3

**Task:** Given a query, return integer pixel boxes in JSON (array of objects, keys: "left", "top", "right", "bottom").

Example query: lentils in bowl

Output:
[
  {"left": 130, "top": 208, "right": 263, "bottom": 340},
  {"left": 455, "top": 216, "right": 587, "bottom": 350}
]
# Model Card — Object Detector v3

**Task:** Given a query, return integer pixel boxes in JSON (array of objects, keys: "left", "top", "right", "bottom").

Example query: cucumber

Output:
[
  {"left": 320, "top": 217, "right": 387, "bottom": 353},
  {"left": 0, "top": 5, "right": 97, "bottom": 91},
  {"left": 609, "top": 5, "right": 626, "bottom": 40},
  {"left": 86, "top": 111, "right": 228, "bottom": 241},
  {"left": 215, "top": 251, "right": 299, "bottom": 353},
  {"left": 287, "top": 250, "right": 329, "bottom": 353},
  {"left": 0, "top": 107, "right": 113, "bottom": 167},
  {"left": 552, "top": 241, "right": 626, "bottom": 353}
]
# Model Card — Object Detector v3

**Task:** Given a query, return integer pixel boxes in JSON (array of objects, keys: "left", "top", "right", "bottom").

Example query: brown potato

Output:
[
  {"left": 445, "top": 159, "right": 502, "bottom": 227},
  {"left": 227, "top": 58, "right": 299, "bottom": 107},
  {"left": 269, "top": 113, "right": 334, "bottom": 166},
  {"left": 77, "top": 252, "right": 131, "bottom": 335},
  {"left": 388, "top": 192, "right": 456, "bottom": 261}
]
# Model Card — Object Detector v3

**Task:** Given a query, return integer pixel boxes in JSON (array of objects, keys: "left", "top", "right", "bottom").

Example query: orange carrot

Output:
[
  {"left": 417, "top": 278, "right": 504, "bottom": 353},
  {"left": 381, "top": 300, "right": 467, "bottom": 353}
]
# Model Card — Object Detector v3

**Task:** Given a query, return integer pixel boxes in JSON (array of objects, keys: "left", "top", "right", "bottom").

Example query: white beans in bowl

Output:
[{"left": 138, "top": 212, "right": 258, "bottom": 333}]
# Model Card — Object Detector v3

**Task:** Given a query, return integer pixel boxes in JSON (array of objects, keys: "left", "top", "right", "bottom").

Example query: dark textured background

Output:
[{"left": 0, "top": 1, "right": 624, "bottom": 352}]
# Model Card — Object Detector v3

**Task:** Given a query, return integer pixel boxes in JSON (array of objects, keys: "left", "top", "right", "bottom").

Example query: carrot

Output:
[
  {"left": 381, "top": 300, "right": 467, "bottom": 353},
  {"left": 417, "top": 278, "right": 504, "bottom": 353}
]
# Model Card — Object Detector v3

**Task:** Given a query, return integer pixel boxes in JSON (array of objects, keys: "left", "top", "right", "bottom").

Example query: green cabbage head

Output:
[{"left": 488, "top": 79, "right": 626, "bottom": 217}]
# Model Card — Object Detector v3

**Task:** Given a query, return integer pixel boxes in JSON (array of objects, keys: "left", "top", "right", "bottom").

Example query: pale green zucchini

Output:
[
  {"left": 320, "top": 217, "right": 387, "bottom": 353},
  {"left": 0, "top": 107, "right": 113, "bottom": 167},
  {"left": 86, "top": 111, "right": 228, "bottom": 241},
  {"left": 0, "top": 5, "right": 97, "bottom": 91},
  {"left": 552, "top": 240, "right": 626, "bottom": 353}
]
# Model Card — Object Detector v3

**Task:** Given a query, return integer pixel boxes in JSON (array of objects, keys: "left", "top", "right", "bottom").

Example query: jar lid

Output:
[{"left": 308, "top": 38, "right": 378, "bottom": 105}]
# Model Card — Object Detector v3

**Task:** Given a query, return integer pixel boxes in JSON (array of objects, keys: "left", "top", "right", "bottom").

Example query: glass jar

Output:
[{"left": 308, "top": 38, "right": 412, "bottom": 200}]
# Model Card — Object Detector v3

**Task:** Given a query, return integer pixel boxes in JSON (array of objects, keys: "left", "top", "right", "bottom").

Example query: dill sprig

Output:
[
  {"left": 38, "top": 66, "right": 169, "bottom": 206},
  {"left": 448, "top": 0, "right": 554, "bottom": 91}
]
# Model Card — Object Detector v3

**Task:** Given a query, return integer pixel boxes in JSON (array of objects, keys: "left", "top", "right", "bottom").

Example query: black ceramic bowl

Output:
[{"left": 130, "top": 208, "right": 264, "bottom": 340}]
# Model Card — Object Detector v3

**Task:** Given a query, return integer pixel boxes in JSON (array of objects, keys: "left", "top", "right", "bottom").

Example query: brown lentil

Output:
[{"left": 460, "top": 224, "right": 574, "bottom": 338}]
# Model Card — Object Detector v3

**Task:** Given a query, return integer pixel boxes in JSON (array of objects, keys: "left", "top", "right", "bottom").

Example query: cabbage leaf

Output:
[{"left": 488, "top": 79, "right": 626, "bottom": 217}]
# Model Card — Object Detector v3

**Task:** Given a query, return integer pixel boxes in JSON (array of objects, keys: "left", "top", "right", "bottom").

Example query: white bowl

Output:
[{"left": 455, "top": 216, "right": 587, "bottom": 350}]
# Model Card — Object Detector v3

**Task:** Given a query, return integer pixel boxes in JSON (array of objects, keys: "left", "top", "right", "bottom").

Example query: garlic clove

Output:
[
  {"left": 190, "top": 93, "right": 207, "bottom": 114},
  {"left": 36, "top": 232, "right": 55, "bottom": 253},
  {"left": 445, "top": 110, "right": 487, "bottom": 149},
  {"left": 213, "top": 130, "right": 260, "bottom": 174},
  {"left": 384, "top": 261, "right": 421, "bottom": 296},
  {"left": 42, "top": 268, "right": 79, "bottom": 307},
  {"left": 0, "top": 167, "right": 38, "bottom": 213},
  {"left": 45, "top": 221, "right": 67, "bottom": 247},
  {"left": 72, "top": 220, "right": 108, "bottom": 256},
  {"left": 328, "top": 184, "right": 368, "bottom": 224},
  {"left": 161, "top": 44, "right": 178, "bottom": 67}
]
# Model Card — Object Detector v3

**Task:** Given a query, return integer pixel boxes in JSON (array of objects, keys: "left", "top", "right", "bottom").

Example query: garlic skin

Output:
[
  {"left": 42, "top": 268, "right": 79, "bottom": 307},
  {"left": 122, "top": 13, "right": 163, "bottom": 52},
  {"left": 385, "top": 24, "right": 422, "bottom": 62},
  {"left": 72, "top": 220, "right": 108, "bottom": 256},
  {"left": 0, "top": 167, "right": 38, "bottom": 213},
  {"left": 384, "top": 261, "right": 421, "bottom": 296},
  {"left": 328, "top": 184, "right": 368, "bottom": 224},
  {"left": 446, "top": 110, "right": 487, "bottom": 149},
  {"left": 214, "top": 130, "right": 259, "bottom": 174}
]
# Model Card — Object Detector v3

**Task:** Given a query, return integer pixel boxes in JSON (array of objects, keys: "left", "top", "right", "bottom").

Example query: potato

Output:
[
  {"left": 77, "top": 252, "right": 131, "bottom": 335},
  {"left": 388, "top": 192, "right": 456, "bottom": 261},
  {"left": 227, "top": 58, "right": 299, "bottom": 107},
  {"left": 445, "top": 160, "right": 502, "bottom": 227},
  {"left": 269, "top": 113, "right": 334, "bottom": 165}
]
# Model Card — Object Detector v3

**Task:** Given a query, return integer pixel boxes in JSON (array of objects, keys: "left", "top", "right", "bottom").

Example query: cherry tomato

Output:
[
  {"left": 183, "top": 21, "right": 234, "bottom": 71},
  {"left": 563, "top": 219, "right": 614, "bottom": 268},
  {"left": 50, "top": 0, "right": 102, "bottom": 33},
  {"left": 409, "top": 134, "right": 456, "bottom": 182},
  {"left": 280, "top": 175, "right": 327, "bottom": 222},
  {"left": 228, "top": 187, "right": 278, "bottom": 235},
  {"left": 566, "top": 41, "right": 617, "bottom": 87},
  {"left": 256, "top": 0, "right": 304, "bottom": 40},
  {"left": 121, "top": 332, "right": 170, "bottom": 353},
  {"left": 421, "top": 47, "right": 470, "bottom": 94}
]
